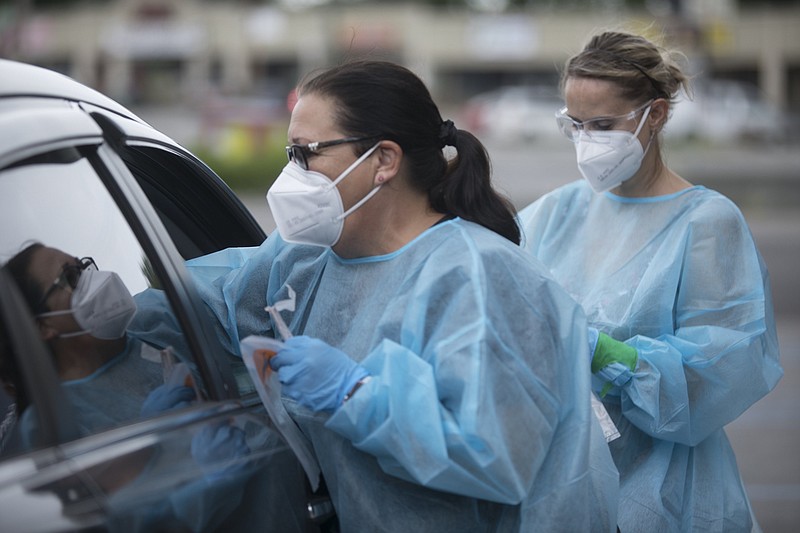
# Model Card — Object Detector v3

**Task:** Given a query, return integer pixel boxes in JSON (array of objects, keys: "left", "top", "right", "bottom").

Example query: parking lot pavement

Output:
[{"left": 727, "top": 315, "right": 800, "bottom": 533}]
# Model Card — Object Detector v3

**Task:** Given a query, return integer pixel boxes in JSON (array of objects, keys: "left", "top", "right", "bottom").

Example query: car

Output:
[
  {"left": 665, "top": 80, "right": 786, "bottom": 144},
  {"left": 459, "top": 85, "right": 564, "bottom": 144},
  {"left": 0, "top": 59, "right": 332, "bottom": 532}
]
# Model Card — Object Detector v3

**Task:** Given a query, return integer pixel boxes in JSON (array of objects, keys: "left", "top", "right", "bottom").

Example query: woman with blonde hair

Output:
[{"left": 519, "top": 31, "right": 782, "bottom": 532}]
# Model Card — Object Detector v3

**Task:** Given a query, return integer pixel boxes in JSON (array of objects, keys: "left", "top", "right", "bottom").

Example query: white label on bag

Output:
[{"left": 591, "top": 393, "right": 621, "bottom": 443}]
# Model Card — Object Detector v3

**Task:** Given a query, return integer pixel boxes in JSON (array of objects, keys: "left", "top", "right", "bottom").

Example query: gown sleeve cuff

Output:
[{"left": 597, "top": 361, "right": 635, "bottom": 387}]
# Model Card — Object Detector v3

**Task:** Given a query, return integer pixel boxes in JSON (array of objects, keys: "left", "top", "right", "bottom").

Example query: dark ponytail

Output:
[
  {"left": 298, "top": 60, "right": 520, "bottom": 244},
  {"left": 429, "top": 128, "right": 520, "bottom": 244}
]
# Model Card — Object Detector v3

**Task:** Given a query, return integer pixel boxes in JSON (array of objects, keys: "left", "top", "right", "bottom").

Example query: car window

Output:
[
  {"left": 114, "top": 141, "right": 266, "bottom": 398},
  {"left": 0, "top": 145, "right": 312, "bottom": 532},
  {"left": 0, "top": 266, "right": 311, "bottom": 531},
  {"left": 0, "top": 144, "right": 204, "bottom": 451},
  {"left": 119, "top": 143, "right": 265, "bottom": 260}
]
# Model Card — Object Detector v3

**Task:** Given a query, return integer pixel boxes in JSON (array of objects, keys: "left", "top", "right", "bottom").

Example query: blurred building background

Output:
[
  {"left": 3, "top": 0, "right": 799, "bottom": 157},
  {"left": 2, "top": 0, "right": 799, "bottom": 113},
  {"left": 3, "top": 0, "right": 799, "bottom": 154}
]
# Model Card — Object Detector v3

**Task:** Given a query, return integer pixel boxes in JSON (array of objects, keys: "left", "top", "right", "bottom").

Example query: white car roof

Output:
[{"left": 0, "top": 59, "right": 143, "bottom": 123}]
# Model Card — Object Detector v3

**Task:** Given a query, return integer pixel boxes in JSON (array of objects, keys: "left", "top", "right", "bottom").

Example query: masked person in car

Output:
[
  {"left": 2, "top": 243, "right": 270, "bottom": 530},
  {"left": 3, "top": 243, "right": 196, "bottom": 439}
]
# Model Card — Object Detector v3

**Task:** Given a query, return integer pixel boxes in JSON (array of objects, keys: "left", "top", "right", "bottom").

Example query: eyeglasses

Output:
[
  {"left": 36, "top": 256, "right": 97, "bottom": 312},
  {"left": 555, "top": 100, "right": 653, "bottom": 142},
  {"left": 285, "top": 136, "right": 379, "bottom": 171}
]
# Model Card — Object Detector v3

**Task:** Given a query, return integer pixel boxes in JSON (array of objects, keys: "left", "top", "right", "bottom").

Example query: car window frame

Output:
[
  {"left": 87, "top": 119, "right": 241, "bottom": 401},
  {"left": 78, "top": 102, "right": 266, "bottom": 254},
  {"left": 0, "top": 96, "right": 270, "bottom": 423},
  {"left": 85, "top": 109, "right": 268, "bottom": 401}
]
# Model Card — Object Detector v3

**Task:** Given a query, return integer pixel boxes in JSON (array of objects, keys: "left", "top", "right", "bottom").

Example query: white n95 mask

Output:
[
  {"left": 267, "top": 143, "right": 381, "bottom": 247},
  {"left": 576, "top": 105, "right": 652, "bottom": 193},
  {"left": 38, "top": 268, "right": 137, "bottom": 340}
]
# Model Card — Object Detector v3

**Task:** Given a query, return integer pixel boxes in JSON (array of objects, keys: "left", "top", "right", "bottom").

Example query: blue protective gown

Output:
[
  {"left": 16, "top": 336, "right": 164, "bottom": 448},
  {"left": 518, "top": 181, "right": 783, "bottom": 532},
  {"left": 188, "top": 217, "right": 619, "bottom": 532},
  {"left": 61, "top": 336, "right": 165, "bottom": 434}
]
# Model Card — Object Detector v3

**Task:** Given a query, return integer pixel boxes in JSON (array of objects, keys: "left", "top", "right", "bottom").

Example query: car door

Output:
[{"left": 0, "top": 97, "right": 310, "bottom": 531}]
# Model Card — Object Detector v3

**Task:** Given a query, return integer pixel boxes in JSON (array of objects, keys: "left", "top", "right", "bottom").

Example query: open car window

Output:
[
  {"left": 120, "top": 144, "right": 265, "bottom": 260},
  {"left": 112, "top": 139, "right": 266, "bottom": 399}
]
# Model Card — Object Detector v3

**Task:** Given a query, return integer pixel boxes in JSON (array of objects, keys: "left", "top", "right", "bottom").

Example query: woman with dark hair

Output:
[
  {"left": 2, "top": 243, "right": 175, "bottom": 437},
  {"left": 518, "top": 31, "right": 782, "bottom": 531},
  {"left": 188, "top": 59, "right": 618, "bottom": 531}
]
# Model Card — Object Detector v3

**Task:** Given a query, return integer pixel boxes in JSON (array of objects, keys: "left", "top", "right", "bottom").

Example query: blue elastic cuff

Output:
[
  {"left": 596, "top": 361, "right": 634, "bottom": 388},
  {"left": 587, "top": 327, "right": 600, "bottom": 362}
]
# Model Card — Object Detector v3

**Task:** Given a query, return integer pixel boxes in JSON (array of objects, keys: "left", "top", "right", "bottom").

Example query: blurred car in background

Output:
[
  {"left": 461, "top": 80, "right": 786, "bottom": 147},
  {"left": 459, "top": 85, "right": 563, "bottom": 143},
  {"left": 197, "top": 92, "right": 290, "bottom": 157},
  {"left": 666, "top": 80, "right": 786, "bottom": 144},
  {"left": 0, "top": 59, "right": 329, "bottom": 532}
]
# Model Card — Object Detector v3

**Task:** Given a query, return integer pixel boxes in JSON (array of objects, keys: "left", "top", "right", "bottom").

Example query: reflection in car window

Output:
[
  {"left": 0, "top": 147, "right": 201, "bottom": 449},
  {"left": 78, "top": 409, "right": 308, "bottom": 531}
]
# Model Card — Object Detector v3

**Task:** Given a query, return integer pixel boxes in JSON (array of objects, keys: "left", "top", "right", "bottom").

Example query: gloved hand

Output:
[
  {"left": 588, "top": 327, "right": 638, "bottom": 397},
  {"left": 191, "top": 421, "right": 251, "bottom": 481},
  {"left": 269, "top": 335, "right": 369, "bottom": 412},
  {"left": 140, "top": 384, "right": 195, "bottom": 417}
]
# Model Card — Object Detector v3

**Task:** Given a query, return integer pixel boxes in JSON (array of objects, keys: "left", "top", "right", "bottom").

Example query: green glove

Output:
[{"left": 591, "top": 332, "right": 638, "bottom": 397}]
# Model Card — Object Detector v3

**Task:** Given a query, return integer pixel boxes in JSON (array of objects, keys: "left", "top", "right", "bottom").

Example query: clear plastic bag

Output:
[{"left": 240, "top": 335, "right": 321, "bottom": 490}]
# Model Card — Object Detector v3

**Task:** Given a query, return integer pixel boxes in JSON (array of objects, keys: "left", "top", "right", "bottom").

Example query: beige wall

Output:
[{"left": 8, "top": 0, "right": 800, "bottom": 108}]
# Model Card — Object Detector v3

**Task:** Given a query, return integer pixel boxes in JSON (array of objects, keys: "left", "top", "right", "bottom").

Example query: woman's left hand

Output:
[{"left": 269, "top": 335, "right": 369, "bottom": 411}]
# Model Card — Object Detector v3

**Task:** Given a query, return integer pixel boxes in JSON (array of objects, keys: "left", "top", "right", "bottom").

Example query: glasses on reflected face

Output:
[
  {"left": 555, "top": 100, "right": 654, "bottom": 142},
  {"left": 285, "top": 136, "right": 378, "bottom": 171},
  {"left": 36, "top": 256, "right": 97, "bottom": 312}
]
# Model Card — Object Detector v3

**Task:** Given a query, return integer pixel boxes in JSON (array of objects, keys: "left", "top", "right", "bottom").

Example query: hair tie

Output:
[{"left": 438, "top": 120, "right": 458, "bottom": 148}]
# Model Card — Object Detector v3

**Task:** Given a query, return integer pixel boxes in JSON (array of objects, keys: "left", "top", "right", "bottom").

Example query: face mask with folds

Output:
[
  {"left": 575, "top": 105, "right": 652, "bottom": 193},
  {"left": 37, "top": 268, "right": 137, "bottom": 340},
  {"left": 266, "top": 143, "right": 381, "bottom": 247}
]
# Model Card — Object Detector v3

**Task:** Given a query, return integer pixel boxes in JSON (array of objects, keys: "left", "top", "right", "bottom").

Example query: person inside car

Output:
[
  {"left": 2, "top": 243, "right": 289, "bottom": 532},
  {"left": 3, "top": 243, "right": 195, "bottom": 438}
]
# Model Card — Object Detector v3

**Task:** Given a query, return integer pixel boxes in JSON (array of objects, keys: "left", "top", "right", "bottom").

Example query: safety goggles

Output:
[
  {"left": 36, "top": 256, "right": 97, "bottom": 312},
  {"left": 555, "top": 100, "right": 653, "bottom": 142},
  {"left": 285, "top": 136, "right": 379, "bottom": 171}
]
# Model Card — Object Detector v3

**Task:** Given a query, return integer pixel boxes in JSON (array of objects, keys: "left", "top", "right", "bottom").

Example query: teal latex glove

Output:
[
  {"left": 269, "top": 335, "right": 369, "bottom": 412},
  {"left": 588, "top": 328, "right": 638, "bottom": 397}
]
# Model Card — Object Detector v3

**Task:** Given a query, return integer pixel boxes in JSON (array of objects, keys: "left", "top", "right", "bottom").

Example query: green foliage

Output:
[{"left": 190, "top": 138, "right": 287, "bottom": 194}]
